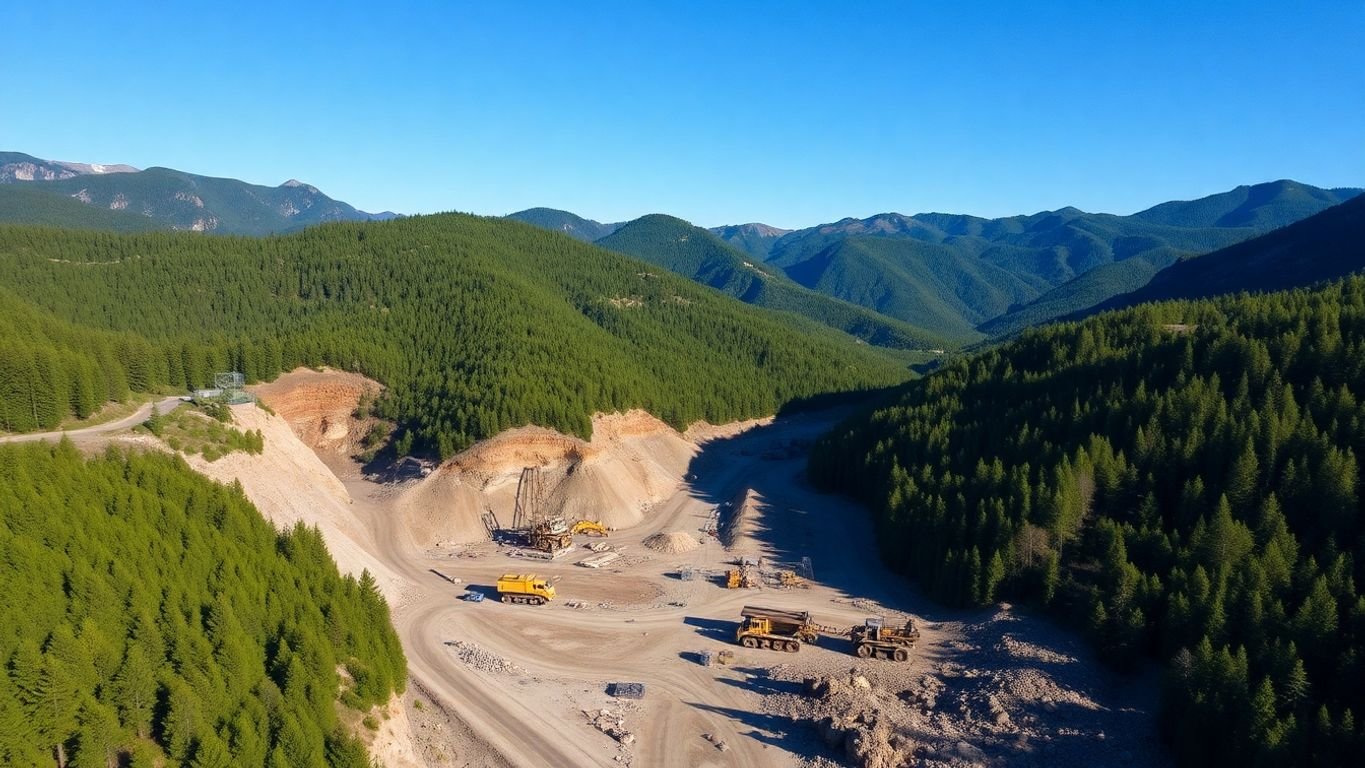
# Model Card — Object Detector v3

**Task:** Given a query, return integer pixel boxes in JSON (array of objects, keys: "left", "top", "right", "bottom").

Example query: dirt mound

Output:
[
  {"left": 720, "top": 488, "right": 764, "bottom": 552},
  {"left": 250, "top": 367, "right": 382, "bottom": 454},
  {"left": 178, "top": 405, "right": 406, "bottom": 602},
  {"left": 398, "top": 410, "right": 698, "bottom": 547},
  {"left": 643, "top": 531, "right": 700, "bottom": 553},
  {"left": 800, "top": 674, "right": 917, "bottom": 768}
]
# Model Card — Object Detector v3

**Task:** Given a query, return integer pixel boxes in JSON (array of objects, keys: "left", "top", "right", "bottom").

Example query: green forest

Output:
[
  {"left": 811, "top": 278, "right": 1365, "bottom": 766},
  {"left": 0, "top": 441, "right": 406, "bottom": 766},
  {"left": 0, "top": 216, "right": 908, "bottom": 455}
]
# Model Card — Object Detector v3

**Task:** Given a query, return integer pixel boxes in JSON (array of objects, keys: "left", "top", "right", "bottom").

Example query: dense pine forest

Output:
[
  {"left": 0, "top": 216, "right": 908, "bottom": 454},
  {"left": 811, "top": 278, "right": 1365, "bottom": 766},
  {"left": 0, "top": 441, "right": 406, "bottom": 766}
]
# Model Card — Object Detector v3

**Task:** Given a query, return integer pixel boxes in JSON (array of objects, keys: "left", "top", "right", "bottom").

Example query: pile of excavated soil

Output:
[
  {"left": 250, "top": 367, "right": 382, "bottom": 454},
  {"left": 720, "top": 487, "right": 764, "bottom": 552},
  {"left": 643, "top": 531, "right": 700, "bottom": 554},
  {"left": 759, "top": 604, "right": 1167, "bottom": 768},
  {"left": 398, "top": 410, "right": 698, "bottom": 548},
  {"left": 177, "top": 405, "right": 406, "bottom": 602}
]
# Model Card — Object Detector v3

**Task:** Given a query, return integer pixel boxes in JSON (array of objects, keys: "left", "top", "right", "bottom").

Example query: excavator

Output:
[{"left": 570, "top": 520, "right": 610, "bottom": 537}]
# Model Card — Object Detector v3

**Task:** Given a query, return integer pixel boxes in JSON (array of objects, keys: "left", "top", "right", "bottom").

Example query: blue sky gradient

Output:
[{"left": 2, "top": 1, "right": 1362, "bottom": 228}]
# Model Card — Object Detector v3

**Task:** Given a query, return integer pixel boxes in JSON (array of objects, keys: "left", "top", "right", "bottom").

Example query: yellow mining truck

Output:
[
  {"left": 496, "top": 573, "right": 556, "bottom": 605},
  {"left": 735, "top": 606, "right": 838, "bottom": 652},
  {"left": 849, "top": 617, "right": 920, "bottom": 661}
]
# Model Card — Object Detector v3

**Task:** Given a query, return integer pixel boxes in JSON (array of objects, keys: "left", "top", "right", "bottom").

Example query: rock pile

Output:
[
  {"left": 586, "top": 709, "right": 635, "bottom": 746},
  {"left": 442, "top": 640, "right": 526, "bottom": 676}
]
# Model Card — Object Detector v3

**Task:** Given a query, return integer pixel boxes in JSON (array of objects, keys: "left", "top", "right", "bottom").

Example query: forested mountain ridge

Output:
[
  {"left": 505, "top": 207, "right": 622, "bottom": 241},
  {"left": 708, "top": 222, "right": 792, "bottom": 259},
  {"left": 596, "top": 214, "right": 950, "bottom": 349},
  {"left": 0, "top": 151, "right": 395, "bottom": 235},
  {"left": 1094, "top": 194, "right": 1365, "bottom": 314},
  {"left": 810, "top": 278, "right": 1365, "bottom": 766},
  {"left": 0, "top": 441, "right": 405, "bottom": 766},
  {"left": 0, "top": 214, "right": 908, "bottom": 454},
  {"left": 756, "top": 181, "right": 1361, "bottom": 338}
]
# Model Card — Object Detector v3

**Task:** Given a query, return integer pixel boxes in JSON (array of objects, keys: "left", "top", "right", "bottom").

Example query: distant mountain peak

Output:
[{"left": 279, "top": 179, "right": 320, "bottom": 193}]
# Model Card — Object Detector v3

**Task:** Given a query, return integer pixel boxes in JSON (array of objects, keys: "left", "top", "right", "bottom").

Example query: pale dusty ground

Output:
[{"left": 74, "top": 369, "right": 1170, "bottom": 767}]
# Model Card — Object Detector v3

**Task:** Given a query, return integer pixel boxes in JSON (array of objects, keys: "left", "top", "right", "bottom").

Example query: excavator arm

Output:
[{"left": 570, "top": 520, "right": 610, "bottom": 537}]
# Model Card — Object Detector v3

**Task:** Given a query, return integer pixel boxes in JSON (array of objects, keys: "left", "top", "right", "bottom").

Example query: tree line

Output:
[
  {"left": 0, "top": 216, "right": 907, "bottom": 455},
  {"left": 811, "top": 277, "right": 1365, "bottom": 766}
]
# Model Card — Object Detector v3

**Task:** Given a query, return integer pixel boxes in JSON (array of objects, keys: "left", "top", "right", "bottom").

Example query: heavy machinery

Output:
[
  {"left": 570, "top": 520, "right": 610, "bottom": 537},
  {"left": 484, "top": 467, "right": 576, "bottom": 554},
  {"left": 496, "top": 573, "right": 556, "bottom": 605},
  {"left": 725, "top": 556, "right": 762, "bottom": 589},
  {"left": 735, "top": 606, "right": 840, "bottom": 652},
  {"left": 733, "top": 606, "right": 920, "bottom": 661},
  {"left": 850, "top": 617, "right": 920, "bottom": 661}
]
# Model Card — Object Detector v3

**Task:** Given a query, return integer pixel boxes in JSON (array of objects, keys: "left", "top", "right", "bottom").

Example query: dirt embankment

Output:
[
  {"left": 178, "top": 406, "right": 406, "bottom": 602},
  {"left": 250, "top": 367, "right": 383, "bottom": 455},
  {"left": 397, "top": 410, "right": 700, "bottom": 548}
]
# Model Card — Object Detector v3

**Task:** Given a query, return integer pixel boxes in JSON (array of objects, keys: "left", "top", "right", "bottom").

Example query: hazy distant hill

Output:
[
  {"left": 506, "top": 207, "right": 622, "bottom": 241},
  {"left": 0, "top": 151, "right": 395, "bottom": 235},
  {"left": 764, "top": 181, "right": 1360, "bottom": 337},
  {"left": 708, "top": 222, "right": 791, "bottom": 259},
  {"left": 1093, "top": 193, "right": 1365, "bottom": 312},
  {"left": 597, "top": 214, "right": 948, "bottom": 349}
]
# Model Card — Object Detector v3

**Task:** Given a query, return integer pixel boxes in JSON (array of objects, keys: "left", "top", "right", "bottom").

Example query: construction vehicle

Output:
[
  {"left": 725, "top": 555, "right": 762, "bottom": 589},
  {"left": 570, "top": 520, "right": 610, "bottom": 537},
  {"left": 496, "top": 573, "right": 556, "bottom": 605},
  {"left": 725, "top": 568, "right": 761, "bottom": 589},
  {"left": 735, "top": 606, "right": 840, "bottom": 652},
  {"left": 733, "top": 607, "right": 920, "bottom": 661},
  {"left": 850, "top": 617, "right": 920, "bottom": 661}
]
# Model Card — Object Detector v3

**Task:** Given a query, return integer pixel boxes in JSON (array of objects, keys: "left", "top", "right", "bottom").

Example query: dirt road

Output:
[{"left": 0, "top": 396, "right": 186, "bottom": 444}]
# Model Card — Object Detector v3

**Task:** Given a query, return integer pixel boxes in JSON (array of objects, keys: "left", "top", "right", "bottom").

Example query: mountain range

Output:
[
  {"left": 1092, "top": 192, "right": 1365, "bottom": 313},
  {"left": 594, "top": 214, "right": 947, "bottom": 350},
  {"left": 513, "top": 180, "right": 1361, "bottom": 342},
  {"left": 0, "top": 151, "right": 397, "bottom": 235}
]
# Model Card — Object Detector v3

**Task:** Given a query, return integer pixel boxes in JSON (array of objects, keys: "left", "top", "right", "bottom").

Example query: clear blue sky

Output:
[{"left": 3, "top": 1, "right": 1362, "bottom": 229}]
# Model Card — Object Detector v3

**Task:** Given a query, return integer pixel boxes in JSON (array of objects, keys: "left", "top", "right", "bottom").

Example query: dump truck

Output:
[
  {"left": 735, "top": 606, "right": 839, "bottom": 652},
  {"left": 849, "top": 617, "right": 920, "bottom": 661},
  {"left": 734, "top": 607, "right": 920, "bottom": 660},
  {"left": 496, "top": 573, "right": 556, "bottom": 605}
]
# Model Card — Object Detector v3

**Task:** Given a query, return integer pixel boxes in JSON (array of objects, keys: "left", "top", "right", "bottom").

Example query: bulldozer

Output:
[
  {"left": 570, "top": 520, "right": 610, "bottom": 537},
  {"left": 849, "top": 617, "right": 920, "bottom": 661}
]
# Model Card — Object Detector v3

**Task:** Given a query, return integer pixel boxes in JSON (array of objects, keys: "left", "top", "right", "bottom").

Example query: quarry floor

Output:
[{"left": 73, "top": 369, "right": 1169, "bottom": 767}]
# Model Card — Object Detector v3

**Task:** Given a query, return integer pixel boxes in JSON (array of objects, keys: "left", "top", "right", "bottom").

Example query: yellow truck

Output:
[{"left": 496, "top": 573, "right": 556, "bottom": 605}]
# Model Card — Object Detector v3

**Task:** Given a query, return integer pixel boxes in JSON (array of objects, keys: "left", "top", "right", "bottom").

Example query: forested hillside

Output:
[
  {"left": 597, "top": 214, "right": 948, "bottom": 349},
  {"left": 0, "top": 215, "right": 907, "bottom": 455},
  {"left": 0, "top": 441, "right": 405, "bottom": 766},
  {"left": 505, "top": 207, "right": 621, "bottom": 241},
  {"left": 1098, "top": 194, "right": 1365, "bottom": 314},
  {"left": 811, "top": 279, "right": 1365, "bottom": 765},
  {"left": 761, "top": 181, "right": 1360, "bottom": 338},
  {"left": 0, "top": 186, "right": 164, "bottom": 233}
]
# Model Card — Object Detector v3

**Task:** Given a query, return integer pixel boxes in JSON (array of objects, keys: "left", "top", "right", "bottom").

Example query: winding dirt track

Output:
[{"left": 0, "top": 397, "right": 186, "bottom": 444}]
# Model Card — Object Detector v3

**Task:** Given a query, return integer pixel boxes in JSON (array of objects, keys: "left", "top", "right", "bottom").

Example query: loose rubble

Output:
[{"left": 442, "top": 640, "right": 526, "bottom": 676}]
